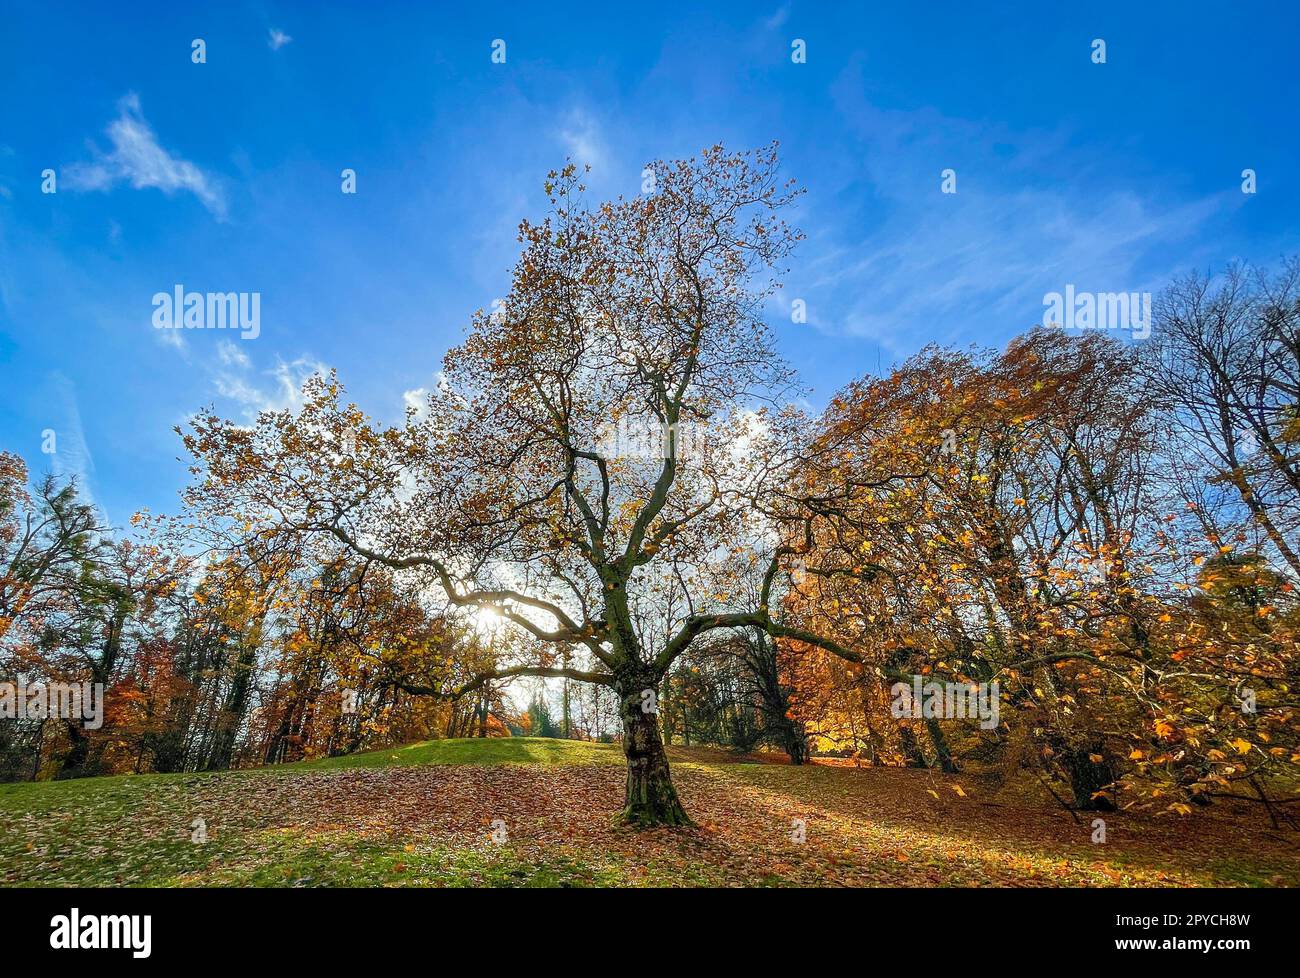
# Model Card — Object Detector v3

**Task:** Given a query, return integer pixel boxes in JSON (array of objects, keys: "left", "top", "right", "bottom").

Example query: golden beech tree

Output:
[
  {"left": 778, "top": 330, "right": 1299, "bottom": 814},
  {"left": 778, "top": 333, "right": 1160, "bottom": 805},
  {"left": 181, "top": 144, "right": 865, "bottom": 826}
]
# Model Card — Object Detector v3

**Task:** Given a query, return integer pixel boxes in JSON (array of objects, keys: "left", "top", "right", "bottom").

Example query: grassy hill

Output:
[
  {"left": 1, "top": 737, "right": 1295, "bottom": 887},
  {"left": 286, "top": 736, "right": 623, "bottom": 771}
]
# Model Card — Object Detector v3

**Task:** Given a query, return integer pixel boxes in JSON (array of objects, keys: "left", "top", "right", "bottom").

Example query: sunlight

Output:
[{"left": 470, "top": 604, "right": 504, "bottom": 637}]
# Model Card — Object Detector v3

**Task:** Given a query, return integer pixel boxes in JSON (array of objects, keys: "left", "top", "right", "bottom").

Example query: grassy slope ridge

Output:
[
  {"left": 0, "top": 737, "right": 1294, "bottom": 888},
  {"left": 287, "top": 736, "right": 624, "bottom": 771}
]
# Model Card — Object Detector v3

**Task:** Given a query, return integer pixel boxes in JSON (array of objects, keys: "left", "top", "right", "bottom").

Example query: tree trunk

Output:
[
  {"left": 1061, "top": 745, "right": 1118, "bottom": 811},
  {"left": 898, "top": 725, "right": 929, "bottom": 767},
  {"left": 924, "top": 716, "right": 958, "bottom": 773},
  {"left": 57, "top": 720, "right": 91, "bottom": 779},
  {"left": 778, "top": 718, "right": 808, "bottom": 765},
  {"left": 616, "top": 677, "right": 691, "bottom": 828},
  {"left": 30, "top": 719, "right": 45, "bottom": 781},
  {"left": 206, "top": 646, "right": 256, "bottom": 770}
]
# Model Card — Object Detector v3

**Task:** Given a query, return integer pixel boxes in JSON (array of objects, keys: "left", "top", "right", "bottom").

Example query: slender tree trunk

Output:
[
  {"left": 898, "top": 724, "right": 929, "bottom": 767},
  {"left": 924, "top": 716, "right": 958, "bottom": 773},
  {"left": 30, "top": 719, "right": 45, "bottom": 781},
  {"left": 615, "top": 674, "right": 690, "bottom": 827},
  {"left": 562, "top": 677, "right": 572, "bottom": 740}
]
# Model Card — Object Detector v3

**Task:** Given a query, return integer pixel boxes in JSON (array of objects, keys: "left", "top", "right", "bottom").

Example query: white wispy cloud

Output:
[
  {"left": 789, "top": 59, "right": 1233, "bottom": 356},
  {"left": 811, "top": 188, "right": 1227, "bottom": 356},
  {"left": 45, "top": 372, "right": 101, "bottom": 516},
  {"left": 214, "top": 353, "right": 330, "bottom": 419},
  {"left": 155, "top": 326, "right": 187, "bottom": 352},
  {"left": 268, "top": 28, "right": 293, "bottom": 51},
  {"left": 401, "top": 371, "right": 451, "bottom": 421},
  {"left": 63, "top": 93, "right": 227, "bottom": 219},
  {"left": 217, "top": 340, "right": 251, "bottom": 368},
  {"left": 558, "top": 108, "right": 606, "bottom": 171}
]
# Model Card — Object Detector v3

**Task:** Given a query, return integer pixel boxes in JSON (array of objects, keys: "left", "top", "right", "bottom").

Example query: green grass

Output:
[
  {"left": 282, "top": 736, "right": 624, "bottom": 771},
  {"left": 0, "top": 738, "right": 630, "bottom": 888},
  {"left": 0, "top": 765, "right": 221, "bottom": 807},
  {"left": 0, "top": 737, "right": 616, "bottom": 805},
  {"left": 177, "top": 828, "right": 635, "bottom": 888},
  {"left": 2, "top": 737, "right": 1295, "bottom": 888}
]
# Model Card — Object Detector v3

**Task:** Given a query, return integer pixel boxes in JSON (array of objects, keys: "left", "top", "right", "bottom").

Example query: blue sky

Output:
[{"left": 1, "top": 1, "right": 1297, "bottom": 526}]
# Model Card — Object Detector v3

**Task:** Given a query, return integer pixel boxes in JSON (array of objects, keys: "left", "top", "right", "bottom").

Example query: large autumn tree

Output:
[{"left": 182, "top": 144, "right": 854, "bottom": 825}]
